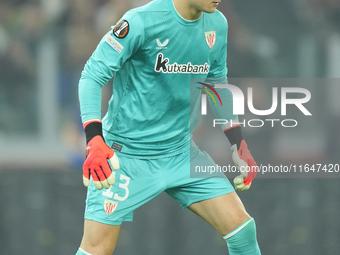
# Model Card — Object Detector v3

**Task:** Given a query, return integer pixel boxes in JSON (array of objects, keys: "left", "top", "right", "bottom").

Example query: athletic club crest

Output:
[
  {"left": 104, "top": 199, "right": 118, "bottom": 216},
  {"left": 205, "top": 31, "right": 216, "bottom": 49}
]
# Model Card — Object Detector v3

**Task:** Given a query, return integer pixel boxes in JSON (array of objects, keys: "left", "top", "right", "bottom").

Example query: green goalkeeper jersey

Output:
[{"left": 79, "top": 0, "right": 236, "bottom": 158}]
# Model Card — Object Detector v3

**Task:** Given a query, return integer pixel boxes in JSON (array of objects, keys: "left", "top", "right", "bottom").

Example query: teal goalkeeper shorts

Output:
[{"left": 84, "top": 140, "right": 234, "bottom": 225}]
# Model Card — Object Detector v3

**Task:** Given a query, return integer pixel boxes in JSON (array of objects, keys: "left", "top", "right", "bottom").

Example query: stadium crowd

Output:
[{"left": 0, "top": 0, "right": 339, "bottom": 167}]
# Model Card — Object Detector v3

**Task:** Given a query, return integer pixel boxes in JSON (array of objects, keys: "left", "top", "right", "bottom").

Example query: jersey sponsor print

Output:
[{"left": 155, "top": 53, "right": 210, "bottom": 74}]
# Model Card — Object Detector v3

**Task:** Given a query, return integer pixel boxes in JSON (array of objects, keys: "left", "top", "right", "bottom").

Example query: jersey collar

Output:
[{"left": 169, "top": 0, "right": 203, "bottom": 26}]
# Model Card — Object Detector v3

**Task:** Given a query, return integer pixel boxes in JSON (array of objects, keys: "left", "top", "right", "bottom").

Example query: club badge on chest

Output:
[{"left": 205, "top": 31, "right": 216, "bottom": 49}]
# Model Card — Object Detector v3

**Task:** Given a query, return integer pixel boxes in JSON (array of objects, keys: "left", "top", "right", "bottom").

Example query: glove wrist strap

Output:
[
  {"left": 84, "top": 121, "right": 103, "bottom": 144},
  {"left": 224, "top": 125, "right": 243, "bottom": 148}
]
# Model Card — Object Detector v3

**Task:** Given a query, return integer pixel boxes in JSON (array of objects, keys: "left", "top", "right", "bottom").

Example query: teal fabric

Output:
[
  {"left": 79, "top": 0, "right": 233, "bottom": 158},
  {"left": 75, "top": 248, "right": 91, "bottom": 255},
  {"left": 84, "top": 140, "right": 234, "bottom": 225},
  {"left": 225, "top": 218, "right": 261, "bottom": 255}
]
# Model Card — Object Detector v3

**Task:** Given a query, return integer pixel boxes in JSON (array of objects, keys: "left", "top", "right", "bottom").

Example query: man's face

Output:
[{"left": 190, "top": 0, "right": 221, "bottom": 14}]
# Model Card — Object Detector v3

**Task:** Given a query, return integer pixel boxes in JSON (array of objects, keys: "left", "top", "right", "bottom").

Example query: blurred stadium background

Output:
[{"left": 1, "top": 0, "right": 340, "bottom": 254}]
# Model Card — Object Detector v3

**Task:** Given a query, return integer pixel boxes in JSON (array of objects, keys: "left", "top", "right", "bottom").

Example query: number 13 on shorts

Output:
[{"left": 102, "top": 173, "right": 131, "bottom": 201}]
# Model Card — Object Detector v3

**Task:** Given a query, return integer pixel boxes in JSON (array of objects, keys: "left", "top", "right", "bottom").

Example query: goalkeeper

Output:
[{"left": 76, "top": 0, "right": 261, "bottom": 254}]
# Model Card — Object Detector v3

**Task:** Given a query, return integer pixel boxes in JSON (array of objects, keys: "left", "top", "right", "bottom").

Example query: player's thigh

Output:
[
  {"left": 80, "top": 219, "right": 121, "bottom": 255},
  {"left": 85, "top": 151, "right": 165, "bottom": 225},
  {"left": 188, "top": 192, "right": 250, "bottom": 236},
  {"left": 166, "top": 142, "right": 235, "bottom": 211}
]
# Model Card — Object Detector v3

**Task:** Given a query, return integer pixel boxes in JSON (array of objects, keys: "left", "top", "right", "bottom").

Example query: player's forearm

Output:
[
  {"left": 224, "top": 124, "right": 243, "bottom": 147},
  {"left": 204, "top": 80, "right": 243, "bottom": 145},
  {"left": 208, "top": 85, "right": 239, "bottom": 130},
  {"left": 78, "top": 78, "right": 103, "bottom": 123}
]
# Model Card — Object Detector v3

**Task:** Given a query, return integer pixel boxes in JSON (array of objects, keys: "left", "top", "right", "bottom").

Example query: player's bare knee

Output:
[
  {"left": 220, "top": 210, "right": 251, "bottom": 236},
  {"left": 80, "top": 240, "right": 116, "bottom": 255},
  {"left": 227, "top": 205, "right": 251, "bottom": 227},
  {"left": 237, "top": 209, "right": 251, "bottom": 224},
  {"left": 80, "top": 233, "right": 118, "bottom": 255},
  {"left": 81, "top": 220, "right": 120, "bottom": 254}
]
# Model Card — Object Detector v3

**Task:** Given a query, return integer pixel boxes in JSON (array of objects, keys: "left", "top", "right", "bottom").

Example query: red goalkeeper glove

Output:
[
  {"left": 225, "top": 125, "right": 258, "bottom": 191},
  {"left": 83, "top": 120, "right": 120, "bottom": 190}
]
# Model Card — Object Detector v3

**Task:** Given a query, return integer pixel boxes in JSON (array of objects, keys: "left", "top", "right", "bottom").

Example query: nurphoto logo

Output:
[{"left": 200, "top": 83, "right": 312, "bottom": 128}]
